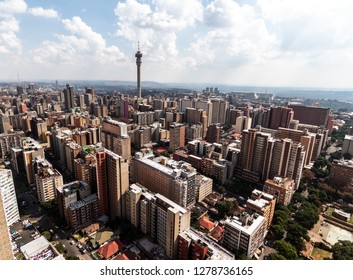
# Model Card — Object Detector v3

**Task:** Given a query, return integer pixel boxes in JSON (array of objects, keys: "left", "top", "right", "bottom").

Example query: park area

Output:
[{"left": 311, "top": 247, "right": 332, "bottom": 260}]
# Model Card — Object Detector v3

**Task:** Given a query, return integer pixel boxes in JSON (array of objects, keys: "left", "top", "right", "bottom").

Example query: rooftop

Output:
[
  {"left": 180, "top": 229, "right": 234, "bottom": 260},
  {"left": 225, "top": 213, "right": 265, "bottom": 235}
]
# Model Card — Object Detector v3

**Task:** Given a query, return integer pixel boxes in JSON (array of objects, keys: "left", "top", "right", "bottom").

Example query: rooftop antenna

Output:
[{"left": 17, "top": 73, "right": 20, "bottom": 85}]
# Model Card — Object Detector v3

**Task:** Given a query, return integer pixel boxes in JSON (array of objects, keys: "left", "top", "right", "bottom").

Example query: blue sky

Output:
[{"left": 1, "top": 0, "right": 353, "bottom": 88}]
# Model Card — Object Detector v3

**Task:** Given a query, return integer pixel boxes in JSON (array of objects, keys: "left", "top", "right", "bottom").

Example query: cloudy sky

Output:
[{"left": 1, "top": 0, "right": 353, "bottom": 88}]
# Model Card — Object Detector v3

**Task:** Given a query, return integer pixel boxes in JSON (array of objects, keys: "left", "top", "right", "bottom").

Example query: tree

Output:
[
  {"left": 332, "top": 241, "right": 353, "bottom": 260},
  {"left": 274, "top": 240, "right": 298, "bottom": 260},
  {"left": 66, "top": 256, "right": 80, "bottom": 260},
  {"left": 271, "top": 224, "right": 286, "bottom": 240},
  {"left": 301, "top": 169, "right": 315, "bottom": 184},
  {"left": 55, "top": 243, "right": 66, "bottom": 254},
  {"left": 267, "top": 253, "right": 286, "bottom": 260},
  {"left": 294, "top": 202, "right": 319, "bottom": 230},
  {"left": 215, "top": 200, "right": 238, "bottom": 218},
  {"left": 42, "top": 231, "right": 52, "bottom": 241},
  {"left": 285, "top": 222, "right": 309, "bottom": 251},
  {"left": 292, "top": 192, "right": 305, "bottom": 204}
]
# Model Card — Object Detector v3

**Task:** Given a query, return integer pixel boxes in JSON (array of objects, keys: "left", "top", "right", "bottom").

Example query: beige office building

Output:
[{"left": 125, "top": 184, "right": 190, "bottom": 259}]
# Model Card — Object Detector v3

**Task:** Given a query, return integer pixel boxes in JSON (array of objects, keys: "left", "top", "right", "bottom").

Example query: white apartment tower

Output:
[{"left": 0, "top": 169, "right": 20, "bottom": 227}]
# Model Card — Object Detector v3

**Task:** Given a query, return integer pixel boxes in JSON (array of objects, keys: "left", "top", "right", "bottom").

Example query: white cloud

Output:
[
  {"left": 257, "top": 0, "right": 353, "bottom": 51},
  {"left": 0, "top": 0, "right": 27, "bottom": 15},
  {"left": 33, "top": 16, "right": 125, "bottom": 66},
  {"left": 0, "top": 0, "right": 26, "bottom": 55},
  {"left": 114, "top": 0, "right": 203, "bottom": 63},
  {"left": 188, "top": 0, "right": 278, "bottom": 68},
  {"left": 28, "top": 7, "right": 59, "bottom": 19}
]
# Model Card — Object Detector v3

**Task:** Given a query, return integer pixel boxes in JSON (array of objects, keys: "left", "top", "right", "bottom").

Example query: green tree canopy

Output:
[
  {"left": 267, "top": 253, "right": 286, "bottom": 260},
  {"left": 332, "top": 241, "right": 353, "bottom": 260},
  {"left": 274, "top": 240, "right": 298, "bottom": 260},
  {"left": 294, "top": 202, "right": 319, "bottom": 229}
]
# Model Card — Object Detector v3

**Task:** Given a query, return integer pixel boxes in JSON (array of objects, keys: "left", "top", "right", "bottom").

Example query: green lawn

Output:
[{"left": 311, "top": 247, "right": 332, "bottom": 260}]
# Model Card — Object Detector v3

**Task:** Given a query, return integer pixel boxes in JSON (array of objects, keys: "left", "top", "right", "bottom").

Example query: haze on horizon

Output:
[{"left": 1, "top": 0, "right": 353, "bottom": 89}]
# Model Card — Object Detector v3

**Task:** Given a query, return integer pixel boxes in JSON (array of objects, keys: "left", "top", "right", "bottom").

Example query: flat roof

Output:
[
  {"left": 225, "top": 214, "right": 265, "bottom": 235},
  {"left": 20, "top": 236, "right": 51, "bottom": 258},
  {"left": 180, "top": 229, "right": 234, "bottom": 260},
  {"left": 138, "top": 157, "right": 174, "bottom": 176},
  {"left": 155, "top": 193, "right": 187, "bottom": 214}
]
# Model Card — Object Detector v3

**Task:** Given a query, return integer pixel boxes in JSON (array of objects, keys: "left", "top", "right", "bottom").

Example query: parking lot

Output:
[{"left": 9, "top": 169, "right": 92, "bottom": 260}]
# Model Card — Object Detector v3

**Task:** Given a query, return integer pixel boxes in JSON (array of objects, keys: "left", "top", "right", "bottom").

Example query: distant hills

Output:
[{"left": 2, "top": 79, "right": 353, "bottom": 102}]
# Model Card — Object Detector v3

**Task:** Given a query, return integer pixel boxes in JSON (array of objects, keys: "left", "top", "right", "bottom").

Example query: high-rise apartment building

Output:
[
  {"left": 342, "top": 135, "right": 353, "bottom": 156},
  {"left": 289, "top": 105, "right": 331, "bottom": 128},
  {"left": 95, "top": 147, "right": 129, "bottom": 221},
  {"left": 237, "top": 128, "right": 305, "bottom": 188},
  {"left": 132, "top": 152, "right": 197, "bottom": 208},
  {"left": 74, "top": 156, "right": 96, "bottom": 191},
  {"left": 210, "top": 99, "right": 228, "bottom": 124},
  {"left": 63, "top": 84, "right": 75, "bottom": 110},
  {"left": 125, "top": 184, "right": 190, "bottom": 259},
  {"left": 266, "top": 106, "right": 294, "bottom": 130},
  {"left": 206, "top": 123, "right": 221, "bottom": 144},
  {"left": 0, "top": 169, "right": 20, "bottom": 227},
  {"left": 65, "top": 142, "right": 82, "bottom": 173},
  {"left": 0, "top": 131, "right": 25, "bottom": 159},
  {"left": 22, "top": 137, "right": 45, "bottom": 185},
  {"left": 29, "top": 117, "right": 47, "bottom": 142},
  {"left": 328, "top": 159, "right": 353, "bottom": 187},
  {"left": 195, "top": 99, "right": 213, "bottom": 126},
  {"left": 0, "top": 191, "right": 13, "bottom": 260},
  {"left": 100, "top": 118, "right": 131, "bottom": 161},
  {"left": 195, "top": 174, "right": 213, "bottom": 202},
  {"left": 185, "top": 124, "right": 203, "bottom": 142},
  {"left": 223, "top": 212, "right": 266, "bottom": 259},
  {"left": 169, "top": 123, "right": 186, "bottom": 150},
  {"left": 234, "top": 116, "right": 252, "bottom": 133},
  {"left": 34, "top": 158, "right": 63, "bottom": 203},
  {"left": 56, "top": 180, "right": 98, "bottom": 230}
]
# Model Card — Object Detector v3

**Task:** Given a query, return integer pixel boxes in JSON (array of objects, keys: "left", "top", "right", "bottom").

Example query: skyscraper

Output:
[
  {"left": 126, "top": 184, "right": 190, "bottom": 259},
  {"left": 132, "top": 152, "right": 197, "bottom": 208},
  {"left": 0, "top": 191, "right": 13, "bottom": 260},
  {"left": 0, "top": 169, "right": 20, "bottom": 227},
  {"left": 95, "top": 148, "right": 129, "bottom": 221},
  {"left": 63, "top": 84, "right": 75, "bottom": 110},
  {"left": 169, "top": 123, "right": 186, "bottom": 150},
  {"left": 100, "top": 117, "right": 131, "bottom": 161},
  {"left": 135, "top": 44, "right": 142, "bottom": 99}
]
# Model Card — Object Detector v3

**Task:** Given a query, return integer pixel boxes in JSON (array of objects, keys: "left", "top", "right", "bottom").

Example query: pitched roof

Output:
[
  {"left": 113, "top": 253, "right": 129, "bottom": 260},
  {"left": 199, "top": 216, "right": 215, "bottom": 231},
  {"left": 211, "top": 225, "right": 224, "bottom": 240},
  {"left": 97, "top": 240, "right": 125, "bottom": 259}
]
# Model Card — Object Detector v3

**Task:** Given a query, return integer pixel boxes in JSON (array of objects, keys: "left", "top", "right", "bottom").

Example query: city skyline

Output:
[{"left": 1, "top": 0, "right": 353, "bottom": 89}]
